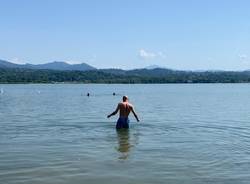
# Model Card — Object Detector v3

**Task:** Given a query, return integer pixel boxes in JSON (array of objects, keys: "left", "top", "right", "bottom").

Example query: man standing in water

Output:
[{"left": 107, "top": 96, "right": 140, "bottom": 129}]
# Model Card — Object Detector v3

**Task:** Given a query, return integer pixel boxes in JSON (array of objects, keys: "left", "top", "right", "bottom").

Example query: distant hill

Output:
[
  {"left": 0, "top": 60, "right": 96, "bottom": 71},
  {"left": 127, "top": 68, "right": 178, "bottom": 77},
  {"left": 100, "top": 68, "right": 127, "bottom": 75},
  {"left": 100, "top": 68, "right": 178, "bottom": 77},
  {"left": 0, "top": 59, "right": 23, "bottom": 68},
  {"left": 145, "top": 65, "right": 165, "bottom": 69},
  {"left": 2, "top": 58, "right": 250, "bottom": 83}
]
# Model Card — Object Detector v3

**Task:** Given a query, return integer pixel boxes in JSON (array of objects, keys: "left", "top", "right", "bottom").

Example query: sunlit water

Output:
[{"left": 1, "top": 84, "right": 250, "bottom": 184}]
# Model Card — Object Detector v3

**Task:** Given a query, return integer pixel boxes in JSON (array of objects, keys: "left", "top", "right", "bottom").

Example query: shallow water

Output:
[{"left": 0, "top": 84, "right": 250, "bottom": 184}]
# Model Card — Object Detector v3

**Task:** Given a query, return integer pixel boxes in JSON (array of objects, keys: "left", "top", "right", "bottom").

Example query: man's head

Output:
[{"left": 122, "top": 95, "right": 128, "bottom": 102}]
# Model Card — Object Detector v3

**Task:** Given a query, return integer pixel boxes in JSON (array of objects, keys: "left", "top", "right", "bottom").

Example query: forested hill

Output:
[
  {"left": 1, "top": 67, "right": 250, "bottom": 83},
  {"left": 0, "top": 59, "right": 96, "bottom": 71}
]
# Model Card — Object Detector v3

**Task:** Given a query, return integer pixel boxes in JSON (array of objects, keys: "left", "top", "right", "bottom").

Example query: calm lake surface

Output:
[{"left": 1, "top": 84, "right": 250, "bottom": 184}]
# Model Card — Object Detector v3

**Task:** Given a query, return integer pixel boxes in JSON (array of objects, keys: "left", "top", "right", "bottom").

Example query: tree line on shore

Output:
[{"left": 1, "top": 67, "right": 250, "bottom": 83}]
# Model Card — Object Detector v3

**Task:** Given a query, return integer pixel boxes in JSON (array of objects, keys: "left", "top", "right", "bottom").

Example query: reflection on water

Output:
[{"left": 116, "top": 129, "right": 132, "bottom": 160}]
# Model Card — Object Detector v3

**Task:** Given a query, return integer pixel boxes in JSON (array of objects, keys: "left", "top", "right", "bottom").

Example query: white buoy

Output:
[{"left": 0, "top": 88, "right": 3, "bottom": 94}]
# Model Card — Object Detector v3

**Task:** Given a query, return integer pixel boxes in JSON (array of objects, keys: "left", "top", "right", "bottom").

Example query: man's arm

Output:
[
  {"left": 131, "top": 106, "right": 140, "bottom": 122},
  {"left": 107, "top": 104, "right": 120, "bottom": 118}
]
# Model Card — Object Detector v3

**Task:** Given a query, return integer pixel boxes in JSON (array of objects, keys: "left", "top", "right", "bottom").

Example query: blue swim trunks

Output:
[{"left": 116, "top": 117, "right": 129, "bottom": 129}]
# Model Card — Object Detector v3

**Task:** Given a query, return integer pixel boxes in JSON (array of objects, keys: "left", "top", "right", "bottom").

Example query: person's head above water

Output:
[{"left": 123, "top": 96, "right": 128, "bottom": 102}]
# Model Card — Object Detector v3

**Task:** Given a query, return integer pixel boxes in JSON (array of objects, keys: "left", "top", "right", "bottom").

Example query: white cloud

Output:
[
  {"left": 10, "top": 58, "right": 25, "bottom": 64},
  {"left": 139, "top": 49, "right": 156, "bottom": 60},
  {"left": 138, "top": 49, "right": 166, "bottom": 60}
]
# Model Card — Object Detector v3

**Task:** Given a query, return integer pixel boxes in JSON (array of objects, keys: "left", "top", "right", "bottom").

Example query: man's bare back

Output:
[
  {"left": 107, "top": 96, "right": 139, "bottom": 129},
  {"left": 118, "top": 102, "right": 132, "bottom": 118}
]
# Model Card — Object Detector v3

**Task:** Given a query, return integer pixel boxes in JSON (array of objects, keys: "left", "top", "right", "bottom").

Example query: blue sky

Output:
[{"left": 1, "top": 0, "right": 250, "bottom": 70}]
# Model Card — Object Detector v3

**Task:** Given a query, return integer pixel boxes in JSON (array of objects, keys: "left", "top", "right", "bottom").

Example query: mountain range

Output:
[
  {"left": 0, "top": 59, "right": 96, "bottom": 71},
  {"left": 1, "top": 59, "right": 250, "bottom": 83},
  {"left": 0, "top": 60, "right": 250, "bottom": 84}
]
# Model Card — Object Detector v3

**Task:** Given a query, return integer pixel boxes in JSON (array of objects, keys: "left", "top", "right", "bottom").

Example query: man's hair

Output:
[{"left": 123, "top": 96, "right": 128, "bottom": 102}]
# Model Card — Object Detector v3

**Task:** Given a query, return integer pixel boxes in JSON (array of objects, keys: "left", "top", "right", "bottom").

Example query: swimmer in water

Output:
[{"left": 107, "top": 96, "right": 139, "bottom": 129}]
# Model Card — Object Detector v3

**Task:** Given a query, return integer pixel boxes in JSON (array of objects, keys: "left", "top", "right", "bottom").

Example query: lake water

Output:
[{"left": 0, "top": 84, "right": 250, "bottom": 184}]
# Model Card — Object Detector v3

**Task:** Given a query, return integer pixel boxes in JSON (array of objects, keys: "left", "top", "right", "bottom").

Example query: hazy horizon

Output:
[{"left": 2, "top": 58, "right": 250, "bottom": 71}]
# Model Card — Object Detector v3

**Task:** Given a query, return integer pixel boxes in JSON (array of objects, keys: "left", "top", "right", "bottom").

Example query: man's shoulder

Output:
[{"left": 128, "top": 103, "right": 134, "bottom": 108}]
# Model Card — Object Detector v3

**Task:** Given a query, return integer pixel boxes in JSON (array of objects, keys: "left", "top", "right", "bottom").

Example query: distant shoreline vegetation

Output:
[
  {"left": 1, "top": 68, "right": 250, "bottom": 84},
  {"left": 1, "top": 59, "right": 250, "bottom": 84}
]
